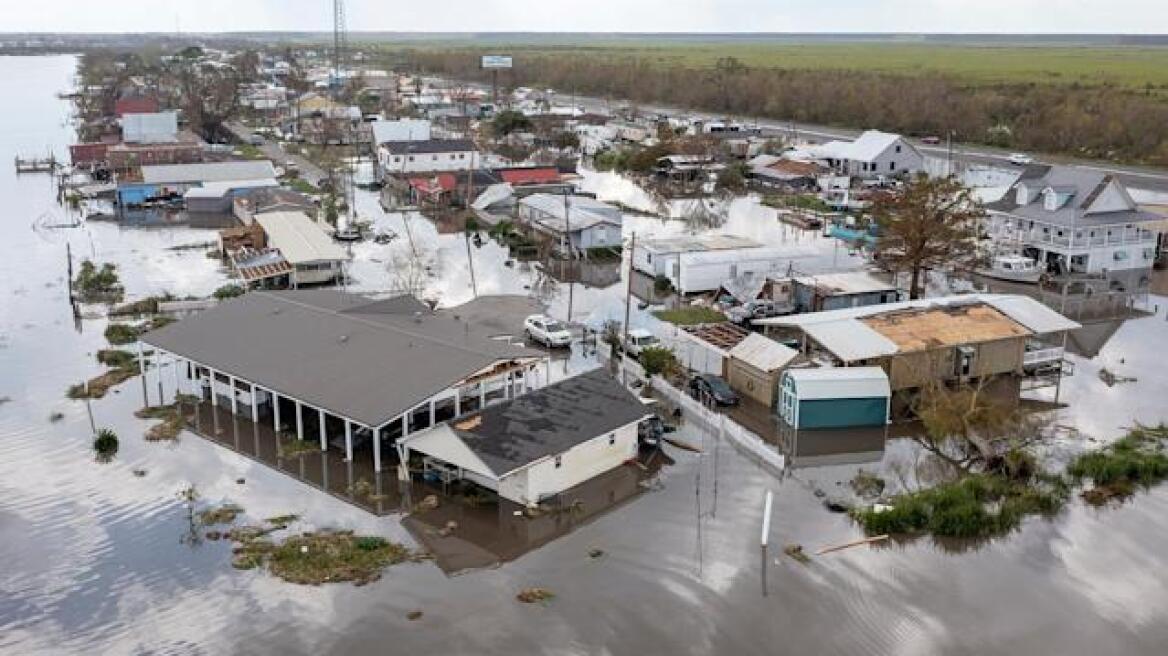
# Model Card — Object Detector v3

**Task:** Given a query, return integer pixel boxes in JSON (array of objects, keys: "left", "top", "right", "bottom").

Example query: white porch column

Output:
[
  {"left": 273, "top": 393, "right": 281, "bottom": 434},
  {"left": 454, "top": 390, "right": 461, "bottom": 417},
  {"left": 503, "top": 372, "right": 512, "bottom": 399},
  {"left": 344, "top": 420, "right": 353, "bottom": 462},
  {"left": 429, "top": 400, "right": 436, "bottom": 426},
  {"left": 250, "top": 384, "right": 259, "bottom": 423},
  {"left": 229, "top": 376, "right": 239, "bottom": 415},
  {"left": 479, "top": 381, "right": 486, "bottom": 407},
  {"left": 318, "top": 409, "right": 327, "bottom": 451},
  {"left": 209, "top": 368, "right": 218, "bottom": 407},
  {"left": 373, "top": 428, "right": 382, "bottom": 472},
  {"left": 173, "top": 356, "right": 182, "bottom": 397},
  {"left": 401, "top": 413, "right": 410, "bottom": 438},
  {"left": 295, "top": 401, "right": 304, "bottom": 441}
]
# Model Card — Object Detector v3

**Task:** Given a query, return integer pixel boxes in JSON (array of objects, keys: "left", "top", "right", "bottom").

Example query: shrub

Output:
[
  {"left": 93, "top": 428, "right": 119, "bottom": 459},
  {"left": 639, "top": 347, "right": 678, "bottom": 378},
  {"left": 104, "top": 323, "right": 140, "bottom": 345},
  {"left": 213, "top": 284, "right": 246, "bottom": 300}
]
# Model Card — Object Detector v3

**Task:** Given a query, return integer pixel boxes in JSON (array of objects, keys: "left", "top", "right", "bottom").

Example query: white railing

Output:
[{"left": 1024, "top": 347, "right": 1065, "bottom": 365}]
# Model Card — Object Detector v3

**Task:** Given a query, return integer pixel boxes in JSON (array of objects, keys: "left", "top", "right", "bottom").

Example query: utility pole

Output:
[
  {"left": 621, "top": 231, "right": 636, "bottom": 385},
  {"left": 946, "top": 130, "right": 954, "bottom": 178},
  {"left": 561, "top": 188, "right": 572, "bottom": 259}
]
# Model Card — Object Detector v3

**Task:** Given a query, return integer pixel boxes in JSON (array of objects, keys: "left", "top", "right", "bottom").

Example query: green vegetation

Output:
[
  {"left": 638, "top": 347, "right": 678, "bottom": 378},
  {"left": 852, "top": 472, "right": 1069, "bottom": 539},
  {"left": 284, "top": 177, "right": 318, "bottom": 195},
  {"left": 265, "top": 514, "right": 301, "bottom": 529},
  {"left": 490, "top": 109, "right": 532, "bottom": 136},
  {"left": 199, "top": 503, "right": 245, "bottom": 526},
  {"left": 93, "top": 428, "right": 119, "bottom": 460},
  {"left": 855, "top": 426, "right": 1168, "bottom": 538},
  {"left": 233, "top": 529, "right": 415, "bottom": 586},
  {"left": 410, "top": 43, "right": 1168, "bottom": 165},
  {"left": 280, "top": 438, "right": 323, "bottom": 457},
  {"left": 237, "top": 144, "right": 265, "bottom": 160},
  {"left": 850, "top": 470, "right": 887, "bottom": 499},
  {"left": 1068, "top": 425, "right": 1168, "bottom": 506},
  {"left": 74, "top": 260, "right": 124, "bottom": 303},
  {"left": 104, "top": 323, "right": 139, "bottom": 345},
  {"left": 653, "top": 275, "right": 673, "bottom": 296},
  {"left": 653, "top": 306, "right": 726, "bottom": 326},
  {"left": 96, "top": 349, "right": 136, "bottom": 369},
  {"left": 135, "top": 403, "right": 187, "bottom": 441},
  {"left": 213, "top": 284, "right": 246, "bottom": 300},
  {"left": 585, "top": 246, "right": 621, "bottom": 261},
  {"left": 516, "top": 587, "right": 556, "bottom": 604}
]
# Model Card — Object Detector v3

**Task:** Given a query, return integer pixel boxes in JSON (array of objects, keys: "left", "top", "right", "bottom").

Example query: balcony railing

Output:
[{"left": 1024, "top": 347, "right": 1065, "bottom": 366}]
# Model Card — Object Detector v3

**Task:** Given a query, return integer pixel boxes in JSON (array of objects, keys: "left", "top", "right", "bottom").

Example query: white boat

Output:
[{"left": 978, "top": 255, "right": 1044, "bottom": 284}]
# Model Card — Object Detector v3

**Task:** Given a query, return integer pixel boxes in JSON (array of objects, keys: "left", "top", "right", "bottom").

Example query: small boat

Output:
[{"left": 978, "top": 254, "right": 1044, "bottom": 284}]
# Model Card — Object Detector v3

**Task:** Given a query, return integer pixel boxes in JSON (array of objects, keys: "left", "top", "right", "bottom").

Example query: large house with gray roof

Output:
[
  {"left": 140, "top": 290, "right": 545, "bottom": 475},
  {"left": 985, "top": 165, "right": 1163, "bottom": 287}
]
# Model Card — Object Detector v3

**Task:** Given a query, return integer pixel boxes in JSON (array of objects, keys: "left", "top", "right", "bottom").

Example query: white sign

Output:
[{"left": 481, "top": 55, "right": 513, "bottom": 70}]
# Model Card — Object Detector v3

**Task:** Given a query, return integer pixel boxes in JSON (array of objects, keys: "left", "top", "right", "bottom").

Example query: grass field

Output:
[{"left": 381, "top": 40, "right": 1168, "bottom": 89}]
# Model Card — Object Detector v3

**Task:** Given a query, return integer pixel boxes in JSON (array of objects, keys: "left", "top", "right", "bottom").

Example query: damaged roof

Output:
[{"left": 444, "top": 369, "right": 651, "bottom": 477}]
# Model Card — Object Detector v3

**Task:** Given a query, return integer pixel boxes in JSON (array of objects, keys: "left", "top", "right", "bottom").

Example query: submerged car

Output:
[
  {"left": 524, "top": 314, "right": 572, "bottom": 348},
  {"left": 1008, "top": 152, "right": 1034, "bottom": 166},
  {"left": 688, "top": 374, "right": 740, "bottom": 406}
]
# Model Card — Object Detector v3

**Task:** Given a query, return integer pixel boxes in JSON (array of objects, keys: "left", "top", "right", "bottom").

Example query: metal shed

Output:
[{"left": 779, "top": 367, "right": 890, "bottom": 430}]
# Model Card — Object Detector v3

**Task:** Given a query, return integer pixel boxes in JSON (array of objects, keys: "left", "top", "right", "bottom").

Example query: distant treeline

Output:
[{"left": 411, "top": 51, "right": 1168, "bottom": 166}]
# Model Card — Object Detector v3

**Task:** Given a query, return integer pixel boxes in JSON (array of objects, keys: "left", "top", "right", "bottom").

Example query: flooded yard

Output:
[{"left": 3, "top": 55, "right": 1168, "bottom": 655}]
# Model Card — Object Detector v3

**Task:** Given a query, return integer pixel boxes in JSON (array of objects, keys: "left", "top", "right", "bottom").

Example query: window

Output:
[
  {"left": 393, "top": 156, "right": 401, "bottom": 163},
  {"left": 408, "top": 156, "right": 414, "bottom": 162},
  {"left": 431, "top": 155, "right": 438, "bottom": 161},
  {"left": 895, "top": 145, "right": 902, "bottom": 153},
  {"left": 459, "top": 153, "right": 466, "bottom": 159},
  {"left": 889, "top": 161, "right": 896, "bottom": 171},
  {"left": 608, "top": 433, "right": 615, "bottom": 446},
  {"left": 554, "top": 455, "right": 562, "bottom": 468}
]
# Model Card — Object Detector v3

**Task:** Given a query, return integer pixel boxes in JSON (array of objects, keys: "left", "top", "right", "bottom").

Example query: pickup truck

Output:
[
  {"left": 728, "top": 300, "right": 789, "bottom": 325},
  {"left": 624, "top": 329, "right": 662, "bottom": 358}
]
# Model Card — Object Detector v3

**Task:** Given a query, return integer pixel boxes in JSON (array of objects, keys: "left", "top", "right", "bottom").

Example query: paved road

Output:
[
  {"left": 559, "top": 95, "right": 1168, "bottom": 194},
  {"left": 224, "top": 121, "right": 329, "bottom": 188}
]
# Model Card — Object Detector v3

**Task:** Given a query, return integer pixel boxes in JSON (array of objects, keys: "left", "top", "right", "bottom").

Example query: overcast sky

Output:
[{"left": 4, "top": 0, "right": 1166, "bottom": 33}]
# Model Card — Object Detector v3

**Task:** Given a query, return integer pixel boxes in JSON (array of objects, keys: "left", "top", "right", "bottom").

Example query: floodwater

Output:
[{"left": 4, "top": 55, "right": 1168, "bottom": 655}]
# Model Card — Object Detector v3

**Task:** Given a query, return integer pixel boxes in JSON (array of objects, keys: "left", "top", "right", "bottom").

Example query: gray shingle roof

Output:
[
  {"left": 453, "top": 369, "right": 651, "bottom": 476},
  {"left": 140, "top": 290, "right": 541, "bottom": 427},
  {"left": 382, "top": 139, "right": 476, "bottom": 155},
  {"left": 986, "top": 165, "right": 1159, "bottom": 228}
]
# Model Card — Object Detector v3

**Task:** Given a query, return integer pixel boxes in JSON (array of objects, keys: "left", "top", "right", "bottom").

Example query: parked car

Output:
[
  {"left": 524, "top": 314, "right": 572, "bottom": 348},
  {"left": 921, "top": 135, "right": 942, "bottom": 145},
  {"left": 247, "top": 133, "right": 265, "bottom": 146},
  {"left": 624, "top": 329, "right": 661, "bottom": 358},
  {"left": 688, "top": 374, "right": 740, "bottom": 406},
  {"left": 638, "top": 415, "right": 665, "bottom": 448},
  {"left": 728, "top": 300, "right": 789, "bottom": 325},
  {"left": 1008, "top": 152, "right": 1034, "bottom": 166}
]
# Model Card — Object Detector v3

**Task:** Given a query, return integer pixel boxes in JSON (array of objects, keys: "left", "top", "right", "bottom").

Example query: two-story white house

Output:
[
  {"left": 377, "top": 138, "right": 477, "bottom": 174},
  {"left": 984, "top": 166, "right": 1162, "bottom": 289}
]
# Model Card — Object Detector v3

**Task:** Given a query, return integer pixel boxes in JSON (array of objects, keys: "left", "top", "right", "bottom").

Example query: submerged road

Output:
[{"left": 223, "top": 121, "right": 329, "bottom": 188}]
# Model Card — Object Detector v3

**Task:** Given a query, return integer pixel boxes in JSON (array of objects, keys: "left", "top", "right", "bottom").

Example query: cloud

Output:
[{"left": 4, "top": 0, "right": 1166, "bottom": 33}]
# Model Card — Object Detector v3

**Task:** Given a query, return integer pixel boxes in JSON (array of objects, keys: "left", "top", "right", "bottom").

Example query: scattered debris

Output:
[
  {"left": 588, "top": 548, "right": 605, "bottom": 559},
  {"left": 415, "top": 495, "right": 440, "bottom": 513},
  {"left": 815, "top": 535, "right": 890, "bottom": 556},
  {"left": 849, "top": 469, "right": 886, "bottom": 499},
  {"left": 132, "top": 468, "right": 148, "bottom": 477},
  {"left": 198, "top": 503, "right": 245, "bottom": 526},
  {"left": 783, "top": 544, "right": 810, "bottom": 563},
  {"left": 516, "top": 587, "right": 555, "bottom": 604},
  {"left": 136, "top": 404, "right": 187, "bottom": 441},
  {"left": 663, "top": 436, "right": 703, "bottom": 453},
  {"left": 49, "top": 411, "right": 65, "bottom": 422},
  {"left": 437, "top": 520, "right": 459, "bottom": 537},
  {"left": 823, "top": 498, "right": 851, "bottom": 513},
  {"left": 1098, "top": 368, "right": 1137, "bottom": 387},
  {"left": 407, "top": 610, "right": 424, "bottom": 621},
  {"left": 265, "top": 514, "right": 301, "bottom": 529},
  {"left": 235, "top": 478, "right": 246, "bottom": 485}
]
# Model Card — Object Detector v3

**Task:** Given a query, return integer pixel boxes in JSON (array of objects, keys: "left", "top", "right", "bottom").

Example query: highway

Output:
[{"left": 556, "top": 93, "right": 1168, "bottom": 194}]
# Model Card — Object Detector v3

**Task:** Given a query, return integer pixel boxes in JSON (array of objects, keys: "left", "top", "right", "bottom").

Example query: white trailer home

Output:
[
  {"left": 633, "top": 234, "right": 788, "bottom": 295},
  {"left": 399, "top": 369, "right": 651, "bottom": 508}
]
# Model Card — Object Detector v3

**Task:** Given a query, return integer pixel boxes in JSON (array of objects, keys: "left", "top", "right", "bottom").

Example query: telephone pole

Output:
[{"left": 622, "top": 232, "right": 636, "bottom": 385}]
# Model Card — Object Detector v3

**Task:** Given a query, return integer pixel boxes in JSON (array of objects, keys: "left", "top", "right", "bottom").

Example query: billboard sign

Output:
[{"left": 481, "top": 55, "right": 513, "bottom": 70}]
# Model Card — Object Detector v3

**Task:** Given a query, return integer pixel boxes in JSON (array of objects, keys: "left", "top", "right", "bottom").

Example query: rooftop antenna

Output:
[{"left": 332, "top": 0, "right": 348, "bottom": 99}]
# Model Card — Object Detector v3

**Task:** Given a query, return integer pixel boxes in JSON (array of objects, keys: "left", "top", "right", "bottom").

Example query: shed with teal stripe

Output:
[{"left": 779, "top": 367, "right": 890, "bottom": 430}]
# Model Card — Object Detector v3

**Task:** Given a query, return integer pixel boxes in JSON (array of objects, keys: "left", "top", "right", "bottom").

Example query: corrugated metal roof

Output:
[
  {"left": 640, "top": 234, "right": 762, "bottom": 254},
  {"left": 980, "top": 294, "right": 1081, "bottom": 334},
  {"left": 142, "top": 160, "right": 276, "bottom": 185},
  {"left": 184, "top": 178, "right": 278, "bottom": 199},
  {"left": 793, "top": 272, "right": 896, "bottom": 295},
  {"left": 255, "top": 211, "right": 348, "bottom": 264},
  {"left": 122, "top": 111, "right": 179, "bottom": 144},
  {"left": 729, "top": 333, "right": 798, "bottom": 372},
  {"left": 803, "top": 319, "right": 900, "bottom": 362},
  {"left": 783, "top": 366, "right": 890, "bottom": 400}
]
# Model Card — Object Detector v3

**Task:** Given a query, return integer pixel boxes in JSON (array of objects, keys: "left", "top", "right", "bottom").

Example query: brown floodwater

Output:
[{"left": 4, "top": 55, "right": 1168, "bottom": 655}]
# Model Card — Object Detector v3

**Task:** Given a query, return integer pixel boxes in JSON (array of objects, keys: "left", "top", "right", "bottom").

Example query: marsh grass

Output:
[
  {"left": 1068, "top": 425, "right": 1168, "bottom": 506},
  {"left": 103, "top": 323, "right": 139, "bottom": 345},
  {"left": 135, "top": 404, "right": 186, "bottom": 441}
]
